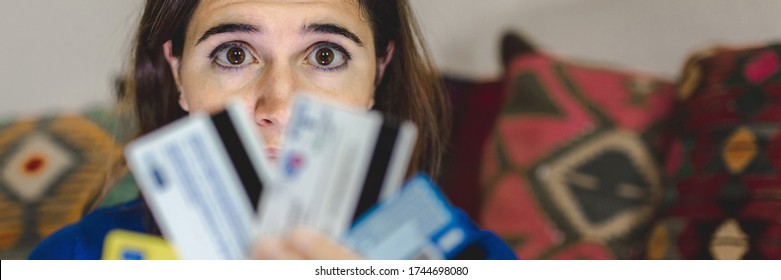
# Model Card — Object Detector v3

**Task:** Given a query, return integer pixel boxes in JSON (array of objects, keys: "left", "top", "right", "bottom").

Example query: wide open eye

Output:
[
  {"left": 211, "top": 42, "right": 257, "bottom": 68},
  {"left": 305, "top": 42, "right": 350, "bottom": 71}
]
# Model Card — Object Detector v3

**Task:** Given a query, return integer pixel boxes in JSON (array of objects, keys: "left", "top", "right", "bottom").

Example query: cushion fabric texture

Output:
[
  {"left": 479, "top": 51, "right": 676, "bottom": 259},
  {"left": 647, "top": 43, "right": 781, "bottom": 260}
]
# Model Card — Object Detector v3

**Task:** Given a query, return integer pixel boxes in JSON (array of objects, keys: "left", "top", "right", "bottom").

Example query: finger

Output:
[
  {"left": 252, "top": 237, "right": 306, "bottom": 260},
  {"left": 287, "top": 227, "right": 362, "bottom": 260}
]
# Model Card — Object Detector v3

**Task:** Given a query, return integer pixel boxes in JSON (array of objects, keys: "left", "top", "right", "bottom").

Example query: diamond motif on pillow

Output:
[
  {"left": 721, "top": 126, "right": 758, "bottom": 174},
  {"left": 0, "top": 113, "right": 123, "bottom": 249},
  {"left": 709, "top": 218, "right": 749, "bottom": 260},
  {"left": 1, "top": 133, "right": 76, "bottom": 203},
  {"left": 537, "top": 130, "right": 663, "bottom": 240}
]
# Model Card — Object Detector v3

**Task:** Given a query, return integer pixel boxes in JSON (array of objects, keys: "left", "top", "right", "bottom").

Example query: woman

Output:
[{"left": 29, "top": 0, "right": 515, "bottom": 260}]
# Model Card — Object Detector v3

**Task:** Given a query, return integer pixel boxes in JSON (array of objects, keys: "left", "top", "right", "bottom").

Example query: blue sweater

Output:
[{"left": 29, "top": 198, "right": 516, "bottom": 260}]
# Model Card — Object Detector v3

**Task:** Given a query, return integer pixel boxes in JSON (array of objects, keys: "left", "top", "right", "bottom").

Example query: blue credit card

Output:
[{"left": 343, "top": 174, "right": 477, "bottom": 260}]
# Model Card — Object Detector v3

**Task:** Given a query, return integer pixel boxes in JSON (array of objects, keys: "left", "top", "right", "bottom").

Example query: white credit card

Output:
[
  {"left": 125, "top": 100, "right": 274, "bottom": 260},
  {"left": 256, "top": 95, "right": 418, "bottom": 238}
]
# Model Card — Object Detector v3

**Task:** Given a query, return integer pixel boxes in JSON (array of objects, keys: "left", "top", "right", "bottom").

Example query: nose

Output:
[{"left": 251, "top": 63, "right": 297, "bottom": 146}]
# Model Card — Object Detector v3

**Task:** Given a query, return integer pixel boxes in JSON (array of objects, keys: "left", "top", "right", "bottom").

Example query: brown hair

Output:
[{"left": 124, "top": 0, "right": 450, "bottom": 178}]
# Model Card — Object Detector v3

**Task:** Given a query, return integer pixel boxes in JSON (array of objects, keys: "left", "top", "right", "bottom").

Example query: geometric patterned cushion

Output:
[
  {"left": 647, "top": 42, "right": 781, "bottom": 259},
  {"left": 0, "top": 106, "right": 137, "bottom": 258},
  {"left": 480, "top": 52, "right": 676, "bottom": 259}
]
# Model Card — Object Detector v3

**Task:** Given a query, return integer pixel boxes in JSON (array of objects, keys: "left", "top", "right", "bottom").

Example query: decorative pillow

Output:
[
  {"left": 0, "top": 106, "right": 137, "bottom": 259},
  {"left": 646, "top": 42, "right": 781, "bottom": 259},
  {"left": 480, "top": 51, "right": 676, "bottom": 259}
]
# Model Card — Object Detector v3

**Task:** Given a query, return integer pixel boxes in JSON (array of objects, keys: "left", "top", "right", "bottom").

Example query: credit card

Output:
[
  {"left": 343, "top": 174, "right": 476, "bottom": 260},
  {"left": 125, "top": 100, "right": 273, "bottom": 259},
  {"left": 102, "top": 230, "right": 178, "bottom": 260},
  {"left": 256, "top": 95, "right": 418, "bottom": 238}
]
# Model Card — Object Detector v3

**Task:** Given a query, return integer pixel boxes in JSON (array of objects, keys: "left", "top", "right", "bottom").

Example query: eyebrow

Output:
[
  {"left": 304, "top": 23, "right": 364, "bottom": 47},
  {"left": 194, "top": 22, "right": 364, "bottom": 47},
  {"left": 196, "top": 23, "right": 260, "bottom": 45}
]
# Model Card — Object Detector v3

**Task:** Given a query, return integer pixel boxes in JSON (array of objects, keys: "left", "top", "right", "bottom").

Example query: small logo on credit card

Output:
[
  {"left": 151, "top": 167, "right": 166, "bottom": 190},
  {"left": 121, "top": 249, "right": 145, "bottom": 260},
  {"left": 284, "top": 152, "right": 305, "bottom": 178}
]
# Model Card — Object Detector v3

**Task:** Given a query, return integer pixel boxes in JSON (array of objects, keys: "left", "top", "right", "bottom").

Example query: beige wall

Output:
[
  {"left": 2, "top": 0, "right": 780, "bottom": 116},
  {"left": 413, "top": 0, "right": 781, "bottom": 79},
  {"left": 0, "top": 0, "right": 142, "bottom": 116}
]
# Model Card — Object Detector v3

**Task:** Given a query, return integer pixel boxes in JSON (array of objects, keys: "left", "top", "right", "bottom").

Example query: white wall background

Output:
[
  {"left": 1, "top": 0, "right": 780, "bottom": 117},
  {"left": 0, "top": 0, "right": 142, "bottom": 117},
  {"left": 413, "top": 0, "right": 781, "bottom": 79}
]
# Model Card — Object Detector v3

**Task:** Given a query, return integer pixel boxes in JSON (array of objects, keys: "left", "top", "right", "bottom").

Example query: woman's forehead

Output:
[{"left": 187, "top": 0, "right": 370, "bottom": 42}]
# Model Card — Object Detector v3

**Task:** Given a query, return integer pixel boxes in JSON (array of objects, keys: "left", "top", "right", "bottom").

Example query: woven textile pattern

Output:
[
  {"left": 648, "top": 43, "right": 781, "bottom": 260},
  {"left": 0, "top": 107, "right": 136, "bottom": 257},
  {"left": 480, "top": 53, "right": 675, "bottom": 259}
]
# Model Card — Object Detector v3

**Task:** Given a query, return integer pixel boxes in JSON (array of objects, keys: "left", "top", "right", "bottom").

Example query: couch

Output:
[{"left": 438, "top": 33, "right": 781, "bottom": 259}]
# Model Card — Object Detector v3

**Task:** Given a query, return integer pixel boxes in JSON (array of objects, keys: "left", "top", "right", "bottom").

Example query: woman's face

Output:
[{"left": 164, "top": 0, "right": 390, "bottom": 161}]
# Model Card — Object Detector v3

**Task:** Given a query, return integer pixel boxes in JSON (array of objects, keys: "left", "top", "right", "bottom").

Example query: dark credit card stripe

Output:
[
  {"left": 212, "top": 111, "right": 263, "bottom": 211},
  {"left": 351, "top": 117, "right": 400, "bottom": 224}
]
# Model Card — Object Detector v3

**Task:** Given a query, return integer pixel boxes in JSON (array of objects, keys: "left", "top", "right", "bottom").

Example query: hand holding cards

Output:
[{"left": 124, "top": 95, "right": 469, "bottom": 259}]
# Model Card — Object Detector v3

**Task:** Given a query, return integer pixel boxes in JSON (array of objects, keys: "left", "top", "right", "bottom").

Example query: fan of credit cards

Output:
[{"left": 119, "top": 95, "right": 474, "bottom": 260}]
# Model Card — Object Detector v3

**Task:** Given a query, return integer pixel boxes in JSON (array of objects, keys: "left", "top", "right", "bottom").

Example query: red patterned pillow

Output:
[
  {"left": 480, "top": 52, "right": 675, "bottom": 259},
  {"left": 647, "top": 43, "right": 781, "bottom": 259}
]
